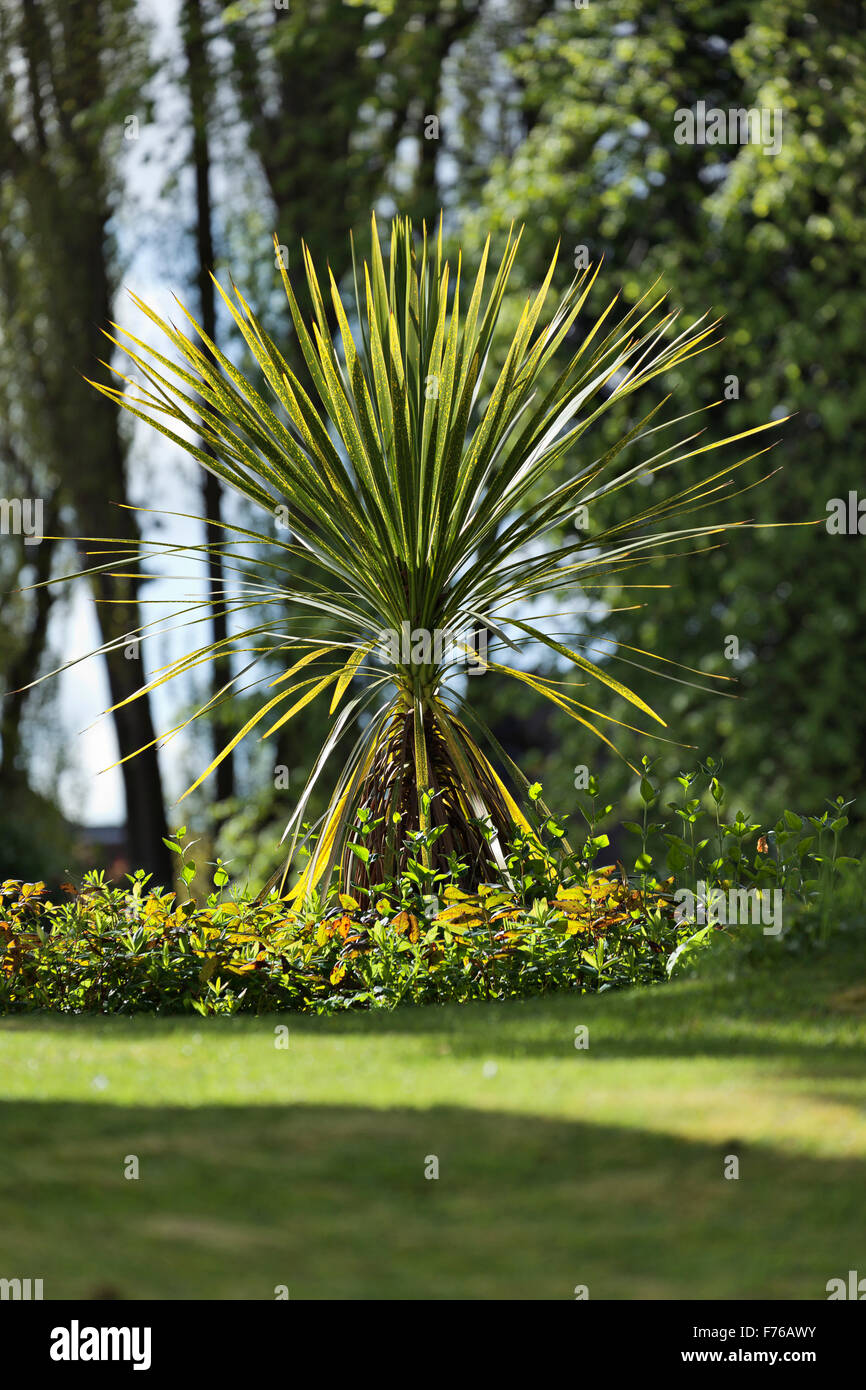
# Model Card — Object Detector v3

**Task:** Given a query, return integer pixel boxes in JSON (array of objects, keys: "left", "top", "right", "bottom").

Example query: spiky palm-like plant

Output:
[{"left": 64, "top": 215, "right": 782, "bottom": 898}]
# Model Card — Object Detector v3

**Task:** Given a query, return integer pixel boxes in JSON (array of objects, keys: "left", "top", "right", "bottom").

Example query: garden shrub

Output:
[{"left": 0, "top": 762, "right": 858, "bottom": 1015}]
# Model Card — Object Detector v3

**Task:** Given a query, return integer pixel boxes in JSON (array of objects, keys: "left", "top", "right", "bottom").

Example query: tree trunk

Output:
[
  {"left": 182, "top": 0, "right": 234, "bottom": 809},
  {"left": 0, "top": 0, "right": 173, "bottom": 886}
]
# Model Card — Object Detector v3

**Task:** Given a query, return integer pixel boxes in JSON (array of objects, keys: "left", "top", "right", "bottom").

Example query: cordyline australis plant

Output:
[{"left": 50, "top": 215, "right": 784, "bottom": 900}]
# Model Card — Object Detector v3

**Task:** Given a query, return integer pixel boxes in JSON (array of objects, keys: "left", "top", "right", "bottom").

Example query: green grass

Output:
[{"left": 2, "top": 936, "right": 866, "bottom": 1299}]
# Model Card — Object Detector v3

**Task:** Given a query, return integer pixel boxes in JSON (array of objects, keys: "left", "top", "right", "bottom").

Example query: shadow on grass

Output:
[
  {"left": 1, "top": 1096, "right": 864, "bottom": 1300},
  {"left": 3, "top": 945, "right": 865, "bottom": 1068}
]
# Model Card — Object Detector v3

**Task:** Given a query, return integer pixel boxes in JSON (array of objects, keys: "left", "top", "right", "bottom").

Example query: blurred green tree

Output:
[
  {"left": 0, "top": 0, "right": 172, "bottom": 882},
  {"left": 464, "top": 0, "right": 866, "bottom": 821}
]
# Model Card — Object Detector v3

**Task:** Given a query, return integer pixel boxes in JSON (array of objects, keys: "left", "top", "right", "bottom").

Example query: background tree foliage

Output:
[
  {"left": 0, "top": 0, "right": 172, "bottom": 882},
  {"left": 464, "top": 0, "right": 866, "bottom": 819},
  {"left": 0, "top": 0, "right": 861, "bottom": 888}
]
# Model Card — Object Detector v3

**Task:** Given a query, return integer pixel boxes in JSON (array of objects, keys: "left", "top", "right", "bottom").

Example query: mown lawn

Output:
[{"left": 2, "top": 936, "right": 866, "bottom": 1300}]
